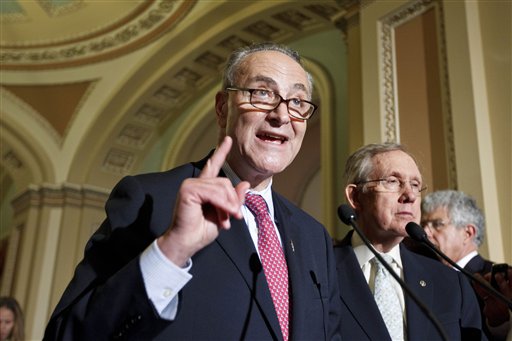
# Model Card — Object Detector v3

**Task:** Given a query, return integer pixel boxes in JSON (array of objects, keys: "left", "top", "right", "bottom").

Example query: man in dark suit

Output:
[
  {"left": 422, "top": 190, "right": 509, "bottom": 340},
  {"left": 334, "top": 143, "right": 484, "bottom": 340},
  {"left": 44, "top": 43, "right": 341, "bottom": 340}
]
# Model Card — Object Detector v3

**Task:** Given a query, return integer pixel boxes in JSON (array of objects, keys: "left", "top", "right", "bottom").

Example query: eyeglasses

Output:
[
  {"left": 225, "top": 87, "right": 317, "bottom": 120},
  {"left": 356, "top": 176, "right": 427, "bottom": 195},
  {"left": 421, "top": 219, "right": 449, "bottom": 230}
]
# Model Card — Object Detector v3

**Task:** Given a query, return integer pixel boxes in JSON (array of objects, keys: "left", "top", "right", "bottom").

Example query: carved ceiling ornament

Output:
[{"left": 0, "top": 0, "right": 197, "bottom": 69}]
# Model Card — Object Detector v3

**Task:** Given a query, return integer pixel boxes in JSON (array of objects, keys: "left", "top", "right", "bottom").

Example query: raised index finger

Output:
[{"left": 199, "top": 136, "right": 232, "bottom": 179}]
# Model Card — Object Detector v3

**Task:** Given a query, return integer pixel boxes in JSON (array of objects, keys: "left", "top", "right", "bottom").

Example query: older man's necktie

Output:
[
  {"left": 372, "top": 255, "right": 404, "bottom": 340},
  {"left": 245, "top": 193, "right": 289, "bottom": 341}
]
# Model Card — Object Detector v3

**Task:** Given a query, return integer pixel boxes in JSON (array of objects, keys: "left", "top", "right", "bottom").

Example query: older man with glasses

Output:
[
  {"left": 421, "top": 190, "right": 491, "bottom": 273},
  {"left": 334, "top": 143, "right": 484, "bottom": 340},
  {"left": 422, "top": 190, "right": 510, "bottom": 341}
]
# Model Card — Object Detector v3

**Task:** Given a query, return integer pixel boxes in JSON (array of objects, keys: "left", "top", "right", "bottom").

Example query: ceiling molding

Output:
[{"left": 1, "top": 0, "right": 197, "bottom": 70}]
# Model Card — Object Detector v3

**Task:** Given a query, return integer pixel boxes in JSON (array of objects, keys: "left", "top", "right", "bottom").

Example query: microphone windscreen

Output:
[
  {"left": 406, "top": 222, "right": 427, "bottom": 242},
  {"left": 338, "top": 204, "right": 356, "bottom": 225}
]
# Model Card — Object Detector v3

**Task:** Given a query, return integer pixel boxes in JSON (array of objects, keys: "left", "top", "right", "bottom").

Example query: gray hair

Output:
[
  {"left": 344, "top": 143, "right": 420, "bottom": 190},
  {"left": 221, "top": 42, "right": 314, "bottom": 98},
  {"left": 421, "top": 190, "right": 485, "bottom": 246}
]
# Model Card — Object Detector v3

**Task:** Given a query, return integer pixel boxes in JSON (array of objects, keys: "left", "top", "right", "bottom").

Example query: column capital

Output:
[{"left": 11, "top": 183, "right": 109, "bottom": 214}]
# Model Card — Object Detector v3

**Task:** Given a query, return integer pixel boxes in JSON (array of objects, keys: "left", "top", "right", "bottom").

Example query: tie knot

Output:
[
  {"left": 245, "top": 193, "right": 269, "bottom": 217},
  {"left": 371, "top": 254, "right": 394, "bottom": 270}
]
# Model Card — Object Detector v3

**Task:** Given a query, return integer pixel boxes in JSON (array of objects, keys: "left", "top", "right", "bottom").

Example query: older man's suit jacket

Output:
[
  {"left": 334, "top": 231, "right": 484, "bottom": 341},
  {"left": 465, "top": 253, "right": 501, "bottom": 341},
  {"left": 465, "top": 254, "right": 493, "bottom": 275},
  {"left": 43, "top": 153, "right": 341, "bottom": 340}
]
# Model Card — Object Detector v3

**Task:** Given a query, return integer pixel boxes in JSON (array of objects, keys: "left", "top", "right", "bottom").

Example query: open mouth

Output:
[{"left": 257, "top": 132, "right": 288, "bottom": 144}]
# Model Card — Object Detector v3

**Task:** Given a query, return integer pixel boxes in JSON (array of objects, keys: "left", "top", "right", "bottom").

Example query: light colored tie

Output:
[
  {"left": 245, "top": 193, "right": 289, "bottom": 341},
  {"left": 372, "top": 255, "right": 404, "bottom": 341}
]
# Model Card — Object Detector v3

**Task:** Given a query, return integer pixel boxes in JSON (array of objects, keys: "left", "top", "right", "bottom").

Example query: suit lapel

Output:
[
  {"left": 401, "top": 246, "right": 435, "bottom": 340},
  {"left": 215, "top": 209, "right": 283, "bottom": 340},
  {"left": 272, "top": 194, "right": 309, "bottom": 339},
  {"left": 335, "top": 232, "right": 391, "bottom": 340}
]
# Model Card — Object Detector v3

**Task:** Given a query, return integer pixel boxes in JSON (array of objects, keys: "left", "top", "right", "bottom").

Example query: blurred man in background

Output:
[{"left": 422, "top": 189, "right": 510, "bottom": 340}]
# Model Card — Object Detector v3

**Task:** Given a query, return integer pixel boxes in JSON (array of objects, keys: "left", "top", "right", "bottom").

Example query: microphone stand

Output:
[
  {"left": 406, "top": 222, "right": 512, "bottom": 311},
  {"left": 338, "top": 205, "right": 449, "bottom": 341}
]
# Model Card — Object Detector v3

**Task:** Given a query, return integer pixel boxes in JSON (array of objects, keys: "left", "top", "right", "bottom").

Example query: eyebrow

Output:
[
  {"left": 383, "top": 172, "right": 422, "bottom": 182},
  {"left": 250, "top": 75, "right": 308, "bottom": 93},
  {"left": 389, "top": 171, "right": 415, "bottom": 178}
]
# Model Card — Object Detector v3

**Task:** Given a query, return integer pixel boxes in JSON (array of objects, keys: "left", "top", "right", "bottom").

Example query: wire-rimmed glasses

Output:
[{"left": 356, "top": 176, "right": 427, "bottom": 195}]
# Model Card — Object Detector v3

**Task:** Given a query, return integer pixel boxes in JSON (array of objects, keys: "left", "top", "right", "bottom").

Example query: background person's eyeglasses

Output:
[
  {"left": 421, "top": 220, "right": 450, "bottom": 230},
  {"left": 356, "top": 176, "right": 427, "bottom": 195},
  {"left": 225, "top": 87, "right": 317, "bottom": 120}
]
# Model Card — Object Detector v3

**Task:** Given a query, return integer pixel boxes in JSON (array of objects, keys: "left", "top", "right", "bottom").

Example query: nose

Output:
[
  {"left": 398, "top": 184, "right": 417, "bottom": 203},
  {"left": 267, "top": 101, "right": 291, "bottom": 125}
]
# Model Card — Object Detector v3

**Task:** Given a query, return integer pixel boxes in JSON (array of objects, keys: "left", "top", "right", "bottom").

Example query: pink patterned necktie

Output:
[{"left": 245, "top": 193, "right": 289, "bottom": 341}]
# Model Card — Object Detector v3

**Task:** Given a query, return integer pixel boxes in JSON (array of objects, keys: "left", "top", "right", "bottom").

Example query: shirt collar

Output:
[
  {"left": 457, "top": 250, "right": 478, "bottom": 269},
  {"left": 222, "top": 161, "right": 274, "bottom": 216},
  {"left": 352, "top": 232, "right": 403, "bottom": 269}
]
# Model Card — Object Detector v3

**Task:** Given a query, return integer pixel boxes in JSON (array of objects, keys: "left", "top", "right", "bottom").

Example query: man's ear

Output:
[
  {"left": 215, "top": 91, "right": 228, "bottom": 129},
  {"left": 345, "top": 184, "right": 360, "bottom": 209},
  {"left": 464, "top": 224, "right": 477, "bottom": 242}
]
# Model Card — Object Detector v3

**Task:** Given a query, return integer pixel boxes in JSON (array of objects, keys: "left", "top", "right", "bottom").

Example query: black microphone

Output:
[
  {"left": 310, "top": 270, "right": 326, "bottom": 341},
  {"left": 338, "top": 204, "right": 449, "bottom": 341},
  {"left": 338, "top": 204, "right": 356, "bottom": 225},
  {"left": 406, "top": 222, "right": 512, "bottom": 310}
]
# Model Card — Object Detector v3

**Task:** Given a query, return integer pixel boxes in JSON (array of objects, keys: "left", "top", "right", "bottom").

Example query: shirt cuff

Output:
[{"left": 140, "top": 239, "right": 192, "bottom": 320}]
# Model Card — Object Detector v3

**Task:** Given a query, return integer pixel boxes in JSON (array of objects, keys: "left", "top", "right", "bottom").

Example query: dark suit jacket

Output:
[
  {"left": 465, "top": 254, "right": 501, "bottom": 341},
  {"left": 465, "top": 254, "right": 493, "bottom": 275},
  {"left": 44, "top": 154, "right": 341, "bottom": 340},
  {"left": 334, "top": 231, "right": 484, "bottom": 341}
]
